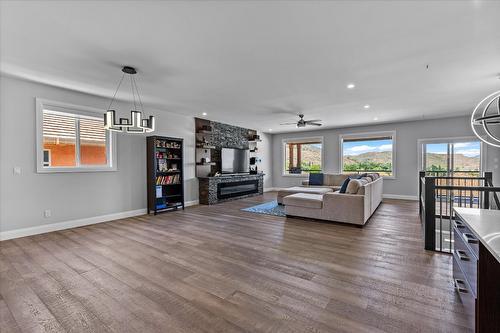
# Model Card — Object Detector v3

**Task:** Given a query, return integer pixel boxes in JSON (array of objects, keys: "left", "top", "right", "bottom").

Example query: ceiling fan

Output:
[{"left": 280, "top": 114, "right": 322, "bottom": 128}]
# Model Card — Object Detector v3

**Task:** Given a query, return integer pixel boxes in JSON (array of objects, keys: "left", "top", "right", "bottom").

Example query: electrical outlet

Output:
[
  {"left": 44, "top": 209, "right": 51, "bottom": 218},
  {"left": 13, "top": 166, "right": 21, "bottom": 175}
]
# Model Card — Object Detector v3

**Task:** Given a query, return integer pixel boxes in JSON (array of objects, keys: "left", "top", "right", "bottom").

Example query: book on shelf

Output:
[
  {"left": 156, "top": 152, "right": 180, "bottom": 159},
  {"left": 158, "top": 158, "right": 168, "bottom": 172},
  {"left": 155, "top": 139, "right": 181, "bottom": 149},
  {"left": 156, "top": 201, "right": 182, "bottom": 210},
  {"left": 156, "top": 174, "right": 181, "bottom": 185},
  {"left": 156, "top": 185, "right": 162, "bottom": 198}
]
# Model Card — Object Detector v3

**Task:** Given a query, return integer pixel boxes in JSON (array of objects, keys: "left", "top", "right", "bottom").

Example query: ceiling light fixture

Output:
[
  {"left": 373, "top": 117, "right": 378, "bottom": 121},
  {"left": 268, "top": 128, "right": 273, "bottom": 132},
  {"left": 347, "top": 83, "right": 355, "bottom": 89},
  {"left": 364, "top": 104, "right": 370, "bottom": 109},
  {"left": 471, "top": 90, "right": 500, "bottom": 147},
  {"left": 104, "top": 66, "right": 155, "bottom": 134},
  {"left": 202, "top": 112, "right": 207, "bottom": 116}
]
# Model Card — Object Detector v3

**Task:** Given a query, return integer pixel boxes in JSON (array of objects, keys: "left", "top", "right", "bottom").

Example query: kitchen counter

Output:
[{"left": 454, "top": 207, "right": 500, "bottom": 263}]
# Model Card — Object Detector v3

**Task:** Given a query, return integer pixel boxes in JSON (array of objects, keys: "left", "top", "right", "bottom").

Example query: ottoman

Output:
[{"left": 277, "top": 186, "right": 333, "bottom": 204}]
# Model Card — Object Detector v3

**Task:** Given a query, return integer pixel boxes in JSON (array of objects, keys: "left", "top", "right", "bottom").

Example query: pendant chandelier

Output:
[
  {"left": 104, "top": 66, "right": 155, "bottom": 134},
  {"left": 471, "top": 90, "right": 500, "bottom": 147}
]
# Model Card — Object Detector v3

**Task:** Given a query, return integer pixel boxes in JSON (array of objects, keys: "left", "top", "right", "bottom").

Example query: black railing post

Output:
[
  {"left": 419, "top": 171, "right": 426, "bottom": 215},
  {"left": 424, "top": 177, "right": 436, "bottom": 251},
  {"left": 484, "top": 172, "right": 492, "bottom": 209}
]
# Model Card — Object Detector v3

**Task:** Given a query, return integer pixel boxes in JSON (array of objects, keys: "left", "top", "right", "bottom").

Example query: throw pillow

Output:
[
  {"left": 309, "top": 173, "right": 324, "bottom": 186},
  {"left": 356, "top": 173, "right": 368, "bottom": 179},
  {"left": 339, "top": 177, "right": 351, "bottom": 193},
  {"left": 346, "top": 178, "right": 367, "bottom": 194}
]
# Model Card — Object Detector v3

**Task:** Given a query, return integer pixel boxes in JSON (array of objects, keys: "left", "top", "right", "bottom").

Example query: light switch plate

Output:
[{"left": 13, "top": 167, "right": 21, "bottom": 175}]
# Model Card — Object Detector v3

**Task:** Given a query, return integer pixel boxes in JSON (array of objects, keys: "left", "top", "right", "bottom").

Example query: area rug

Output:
[{"left": 241, "top": 200, "right": 286, "bottom": 217}]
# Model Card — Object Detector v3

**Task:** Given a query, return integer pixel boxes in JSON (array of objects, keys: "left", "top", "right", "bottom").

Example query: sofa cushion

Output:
[
  {"left": 283, "top": 193, "right": 323, "bottom": 209},
  {"left": 339, "top": 177, "right": 351, "bottom": 193},
  {"left": 324, "top": 174, "right": 351, "bottom": 186},
  {"left": 279, "top": 186, "right": 333, "bottom": 195},
  {"left": 309, "top": 173, "right": 324, "bottom": 186}
]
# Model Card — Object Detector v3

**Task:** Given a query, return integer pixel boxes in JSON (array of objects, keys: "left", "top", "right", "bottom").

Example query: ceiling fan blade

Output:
[
  {"left": 307, "top": 122, "right": 322, "bottom": 126},
  {"left": 304, "top": 119, "right": 322, "bottom": 123},
  {"left": 280, "top": 122, "right": 297, "bottom": 125}
]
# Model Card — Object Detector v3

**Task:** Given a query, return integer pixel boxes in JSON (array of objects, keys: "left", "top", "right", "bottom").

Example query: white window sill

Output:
[
  {"left": 37, "top": 166, "right": 117, "bottom": 173},
  {"left": 282, "top": 173, "right": 309, "bottom": 178}
]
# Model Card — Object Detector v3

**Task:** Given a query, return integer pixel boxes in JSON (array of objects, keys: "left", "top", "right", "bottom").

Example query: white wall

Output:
[
  {"left": 0, "top": 75, "right": 274, "bottom": 237},
  {"left": 258, "top": 132, "right": 273, "bottom": 189},
  {"left": 0, "top": 76, "right": 198, "bottom": 235},
  {"left": 271, "top": 116, "right": 500, "bottom": 198}
]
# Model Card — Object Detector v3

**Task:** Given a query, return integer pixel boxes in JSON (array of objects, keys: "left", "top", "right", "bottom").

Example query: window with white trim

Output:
[
  {"left": 340, "top": 131, "right": 396, "bottom": 177},
  {"left": 36, "top": 99, "right": 116, "bottom": 172},
  {"left": 283, "top": 137, "right": 323, "bottom": 175}
]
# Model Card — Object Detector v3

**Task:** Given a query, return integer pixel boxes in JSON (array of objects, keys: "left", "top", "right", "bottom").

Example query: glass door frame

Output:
[{"left": 417, "top": 136, "right": 485, "bottom": 176}]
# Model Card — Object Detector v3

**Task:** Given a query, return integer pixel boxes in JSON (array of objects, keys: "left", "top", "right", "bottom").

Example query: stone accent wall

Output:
[{"left": 208, "top": 121, "right": 251, "bottom": 149}]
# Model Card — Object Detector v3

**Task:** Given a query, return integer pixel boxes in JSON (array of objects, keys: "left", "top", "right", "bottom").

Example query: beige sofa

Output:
[
  {"left": 277, "top": 173, "right": 356, "bottom": 204},
  {"left": 283, "top": 175, "right": 383, "bottom": 226}
]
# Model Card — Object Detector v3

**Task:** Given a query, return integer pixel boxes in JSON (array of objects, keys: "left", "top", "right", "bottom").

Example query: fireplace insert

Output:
[{"left": 217, "top": 179, "right": 259, "bottom": 199}]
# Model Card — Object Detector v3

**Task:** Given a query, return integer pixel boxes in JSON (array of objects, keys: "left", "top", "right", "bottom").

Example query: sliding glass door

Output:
[
  {"left": 422, "top": 140, "right": 481, "bottom": 177},
  {"left": 421, "top": 139, "right": 482, "bottom": 251}
]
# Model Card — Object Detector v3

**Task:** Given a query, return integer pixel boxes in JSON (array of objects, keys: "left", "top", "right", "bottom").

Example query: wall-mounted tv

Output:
[{"left": 221, "top": 148, "right": 249, "bottom": 174}]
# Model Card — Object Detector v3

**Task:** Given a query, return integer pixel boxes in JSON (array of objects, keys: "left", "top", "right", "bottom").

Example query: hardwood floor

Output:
[{"left": 0, "top": 193, "right": 471, "bottom": 333}]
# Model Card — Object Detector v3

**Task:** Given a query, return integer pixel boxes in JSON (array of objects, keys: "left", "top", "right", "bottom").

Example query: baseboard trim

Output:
[
  {"left": 185, "top": 199, "right": 199, "bottom": 207},
  {"left": 383, "top": 194, "right": 418, "bottom": 201},
  {"left": 1, "top": 198, "right": 201, "bottom": 241},
  {"left": 0, "top": 208, "right": 147, "bottom": 241}
]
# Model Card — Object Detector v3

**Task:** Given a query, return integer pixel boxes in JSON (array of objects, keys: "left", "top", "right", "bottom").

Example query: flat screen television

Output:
[{"left": 221, "top": 148, "right": 249, "bottom": 174}]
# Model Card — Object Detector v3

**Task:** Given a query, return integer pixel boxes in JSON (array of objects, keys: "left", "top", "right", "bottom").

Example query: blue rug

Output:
[{"left": 241, "top": 200, "right": 286, "bottom": 217}]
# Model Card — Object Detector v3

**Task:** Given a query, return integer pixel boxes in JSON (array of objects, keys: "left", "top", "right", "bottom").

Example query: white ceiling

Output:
[{"left": 1, "top": 1, "right": 499, "bottom": 133}]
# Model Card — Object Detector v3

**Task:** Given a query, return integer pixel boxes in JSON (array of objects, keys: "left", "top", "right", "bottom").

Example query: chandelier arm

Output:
[
  {"left": 132, "top": 76, "right": 145, "bottom": 113},
  {"left": 107, "top": 72, "right": 125, "bottom": 110},
  {"left": 130, "top": 74, "right": 138, "bottom": 111}
]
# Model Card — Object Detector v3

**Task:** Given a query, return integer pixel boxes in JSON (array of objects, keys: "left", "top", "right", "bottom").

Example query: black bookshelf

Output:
[{"left": 147, "top": 136, "right": 184, "bottom": 214}]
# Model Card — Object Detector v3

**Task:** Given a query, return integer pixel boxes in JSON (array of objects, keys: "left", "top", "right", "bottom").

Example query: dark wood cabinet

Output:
[
  {"left": 147, "top": 136, "right": 184, "bottom": 214},
  {"left": 453, "top": 209, "right": 500, "bottom": 332}
]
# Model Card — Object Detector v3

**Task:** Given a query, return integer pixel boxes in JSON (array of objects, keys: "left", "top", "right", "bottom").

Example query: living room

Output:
[{"left": 1, "top": 1, "right": 500, "bottom": 332}]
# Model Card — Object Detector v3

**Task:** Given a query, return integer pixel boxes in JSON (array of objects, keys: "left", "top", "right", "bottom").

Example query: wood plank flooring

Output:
[{"left": 0, "top": 193, "right": 472, "bottom": 332}]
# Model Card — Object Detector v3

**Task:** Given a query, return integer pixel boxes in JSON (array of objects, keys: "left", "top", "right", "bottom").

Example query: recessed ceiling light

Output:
[
  {"left": 373, "top": 117, "right": 378, "bottom": 121},
  {"left": 268, "top": 128, "right": 273, "bottom": 132},
  {"left": 347, "top": 83, "right": 355, "bottom": 89},
  {"left": 364, "top": 104, "right": 370, "bottom": 109},
  {"left": 202, "top": 112, "right": 207, "bottom": 116}
]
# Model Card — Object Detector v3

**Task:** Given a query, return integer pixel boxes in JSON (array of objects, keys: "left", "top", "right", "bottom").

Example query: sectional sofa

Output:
[{"left": 279, "top": 173, "right": 383, "bottom": 226}]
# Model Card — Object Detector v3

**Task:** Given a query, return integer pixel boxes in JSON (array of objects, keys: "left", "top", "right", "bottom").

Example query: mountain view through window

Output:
[{"left": 342, "top": 137, "right": 393, "bottom": 176}]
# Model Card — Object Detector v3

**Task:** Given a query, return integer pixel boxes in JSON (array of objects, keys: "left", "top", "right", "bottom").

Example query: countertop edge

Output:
[{"left": 454, "top": 208, "right": 500, "bottom": 264}]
